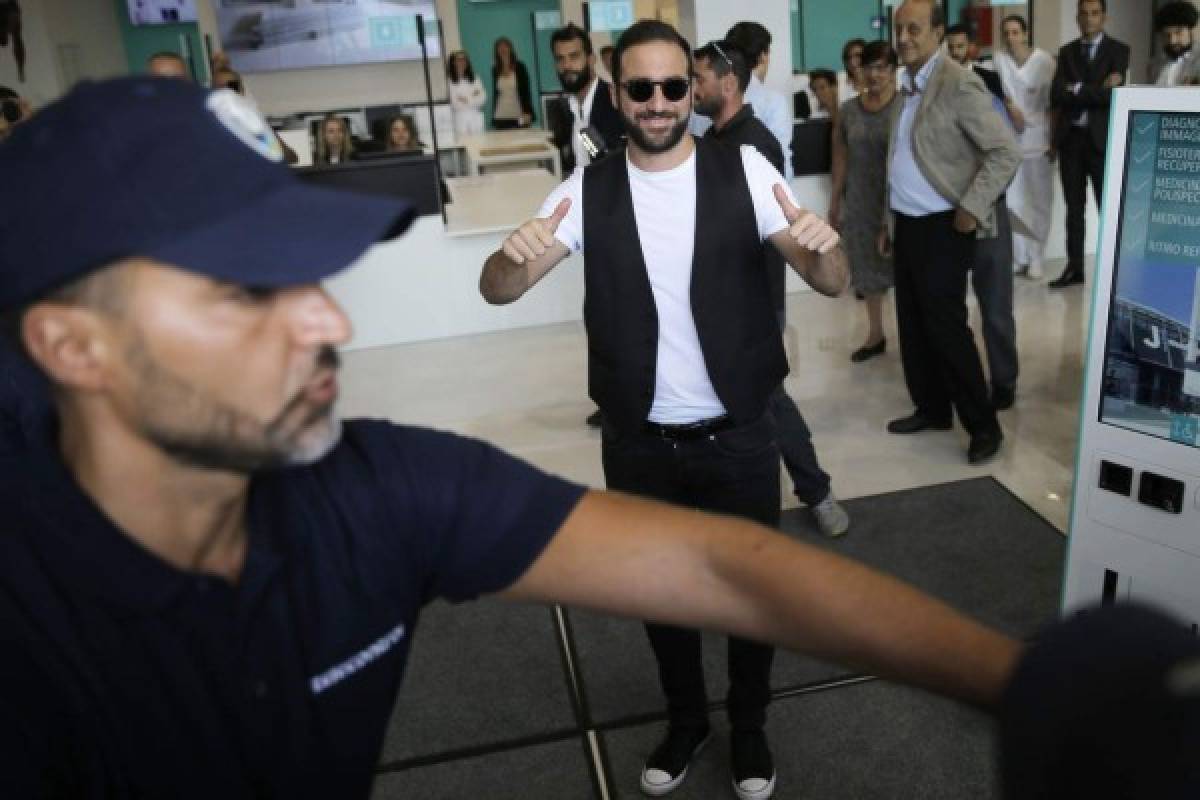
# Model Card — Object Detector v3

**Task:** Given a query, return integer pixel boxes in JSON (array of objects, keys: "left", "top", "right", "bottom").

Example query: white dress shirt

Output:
[
  {"left": 889, "top": 52, "right": 953, "bottom": 217},
  {"left": 568, "top": 77, "right": 601, "bottom": 168},
  {"left": 1072, "top": 33, "right": 1104, "bottom": 128},
  {"left": 744, "top": 75, "right": 795, "bottom": 180}
]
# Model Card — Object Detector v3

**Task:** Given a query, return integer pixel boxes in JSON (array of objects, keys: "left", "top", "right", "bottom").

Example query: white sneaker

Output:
[
  {"left": 812, "top": 492, "right": 850, "bottom": 538},
  {"left": 1027, "top": 259, "right": 1044, "bottom": 279}
]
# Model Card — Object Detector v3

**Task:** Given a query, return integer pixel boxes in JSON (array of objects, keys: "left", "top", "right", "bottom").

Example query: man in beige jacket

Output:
[{"left": 880, "top": 0, "right": 1020, "bottom": 465}]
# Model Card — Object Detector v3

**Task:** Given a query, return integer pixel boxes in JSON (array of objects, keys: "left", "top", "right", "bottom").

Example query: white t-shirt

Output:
[{"left": 538, "top": 144, "right": 795, "bottom": 424}]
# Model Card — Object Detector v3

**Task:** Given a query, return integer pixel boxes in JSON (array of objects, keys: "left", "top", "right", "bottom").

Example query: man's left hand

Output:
[
  {"left": 953, "top": 207, "right": 978, "bottom": 234},
  {"left": 774, "top": 184, "right": 839, "bottom": 254}
]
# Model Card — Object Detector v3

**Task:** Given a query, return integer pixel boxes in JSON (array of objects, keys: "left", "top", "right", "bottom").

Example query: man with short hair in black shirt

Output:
[
  {"left": 694, "top": 38, "right": 849, "bottom": 540},
  {"left": 0, "top": 75, "right": 1021, "bottom": 798}
]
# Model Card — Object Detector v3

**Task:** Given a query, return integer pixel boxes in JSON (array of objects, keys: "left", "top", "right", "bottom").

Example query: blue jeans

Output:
[{"left": 601, "top": 414, "right": 779, "bottom": 731}]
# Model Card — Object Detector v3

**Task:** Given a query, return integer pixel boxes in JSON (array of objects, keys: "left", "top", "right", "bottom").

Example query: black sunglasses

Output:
[{"left": 621, "top": 77, "right": 690, "bottom": 103}]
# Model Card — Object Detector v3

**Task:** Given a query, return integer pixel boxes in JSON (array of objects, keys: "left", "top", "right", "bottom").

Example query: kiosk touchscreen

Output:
[{"left": 1063, "top": 88, "right": 1200, "bottom": 630}]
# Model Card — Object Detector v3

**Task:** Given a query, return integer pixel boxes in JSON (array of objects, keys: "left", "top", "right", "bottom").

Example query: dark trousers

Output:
[
  {"left": 1059, "top": 127, "right": 1106, "bottom": 271},
  {"left": 970, "top": 201, "right": 1018, "bottom": 392},
  {"left": 601, "top": 414, "right": 780, "bottom": 731},
  {"left": 893, "top": 211, "right": 999, "bottom": 437},
  {"left": 771, "top": 310, "right": 832, "bottom": 507}
]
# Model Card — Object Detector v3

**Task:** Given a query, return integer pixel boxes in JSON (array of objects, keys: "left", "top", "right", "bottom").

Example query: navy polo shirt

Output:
[{"left": 0, "top": 418, "right": 586, "bottom": 798}]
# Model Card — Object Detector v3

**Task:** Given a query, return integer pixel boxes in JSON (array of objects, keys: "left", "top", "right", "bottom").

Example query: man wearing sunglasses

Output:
[{"left": 481, "top": 19, "right": 848, "bottom": 800}]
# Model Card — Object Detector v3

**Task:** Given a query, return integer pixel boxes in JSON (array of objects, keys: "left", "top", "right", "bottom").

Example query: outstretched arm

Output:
[{"left": 505, "top": 490, "right": 1021, "bottom": 709}]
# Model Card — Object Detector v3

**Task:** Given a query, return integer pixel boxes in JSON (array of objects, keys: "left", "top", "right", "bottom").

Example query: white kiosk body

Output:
[{"left": 1063, "top": 88, "right": 1200, "bottom": 631}]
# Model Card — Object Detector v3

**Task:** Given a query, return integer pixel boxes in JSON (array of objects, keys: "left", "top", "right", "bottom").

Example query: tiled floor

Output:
[{"left": 338, "top": 258, "right": 1091, "bottom": 534}]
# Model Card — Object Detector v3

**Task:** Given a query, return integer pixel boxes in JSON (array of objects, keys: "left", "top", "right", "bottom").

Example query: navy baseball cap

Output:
[
  {"left": 1000, "top": 604, "right": 1200, "bottom": 798},
  {"left": 0, "top": 77, "right": 415, "bottom": 310}
]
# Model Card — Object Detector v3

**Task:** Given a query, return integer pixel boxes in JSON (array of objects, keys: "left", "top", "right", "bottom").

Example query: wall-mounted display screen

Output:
[
  {"left": 215, "top": 0, "right": 440, "bottom": 74},
  {"left": 1101, "top": 111, "right": 1200, "bottom": 447},
  {"left": 127, "top": 0, "right": 199, "bottom": 25}
]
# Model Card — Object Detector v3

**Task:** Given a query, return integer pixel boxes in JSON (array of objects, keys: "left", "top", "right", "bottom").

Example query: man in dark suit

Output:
[
  {"left": 550, "top": 23, "right": 626, "bottom": 430},
  {"left": 1049, "top": 0, "right": 1130, "bottom": 288},
  {"left": 695, "top": 39, "right": 850, "bottom": 537},
  {"left": 946, "top": 24, "right": 1005, "bottom": 100},
  {"left": 550, "top": 23, "right": 624, "bottom": 175}
]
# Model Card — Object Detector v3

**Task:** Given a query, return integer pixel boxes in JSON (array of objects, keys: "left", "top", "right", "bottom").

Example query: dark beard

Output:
[
  {"left": 559, "top": 66, "right": 593, "bottom": 94},
  {"left": 1165, "top": 42, "right": 1192, "bottom": 61},
  {"left": 693, "top": 94, "right": 723, "bottom": 120},
  {"left": 129, "top": 340, "right": 344, "bottom": 473},
  {"left": 619, "top": 109, "right": 689, "bottom": 154}
]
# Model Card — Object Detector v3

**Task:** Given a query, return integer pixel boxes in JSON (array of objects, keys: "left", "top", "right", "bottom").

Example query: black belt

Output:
[{"left": 644, "top": 415, "right": 733, "bottom": 441}]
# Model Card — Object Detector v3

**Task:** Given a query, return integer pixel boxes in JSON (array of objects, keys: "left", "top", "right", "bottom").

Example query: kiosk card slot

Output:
[{"left": 1098, "top": 460, "right": 1134, "bottom": 496}]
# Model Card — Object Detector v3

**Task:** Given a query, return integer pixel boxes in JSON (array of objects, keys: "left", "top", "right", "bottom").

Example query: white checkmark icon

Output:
[
  {"left": 1137, "top": 122, "right": 1155, "bottom": 135},
  {"left": 1133, "top": 177, "right": 1152, "bottom": 192},
  {"left": 1135, "top": 149, "right": 1154, "bottom": 164}
]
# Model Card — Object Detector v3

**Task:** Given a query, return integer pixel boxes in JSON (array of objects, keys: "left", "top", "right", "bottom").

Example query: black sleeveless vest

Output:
[{"left": 581, "top": 138, "right": 788, "bottom": 431}]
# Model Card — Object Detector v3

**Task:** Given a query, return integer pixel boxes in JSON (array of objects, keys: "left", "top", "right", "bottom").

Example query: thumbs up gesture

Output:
[
  {"left": 503, "top": 198, "right": 571, "bottom": 265},
  {"left": 774, "top": 184, "right": 839, "bottom": 255}
]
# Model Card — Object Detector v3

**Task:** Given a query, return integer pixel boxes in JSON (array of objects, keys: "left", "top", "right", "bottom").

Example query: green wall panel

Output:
[
  {"left": 793, "top": 0, "right": 882, "bottom": 73},
  {"left": 114, "top": 0, "right": 207, "bottom": 83},
  {"left": 456, "top": 0, "right": 559, "bottom": 128}
]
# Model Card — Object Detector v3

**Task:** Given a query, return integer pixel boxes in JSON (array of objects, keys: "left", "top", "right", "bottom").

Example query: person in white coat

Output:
[
  {"left": 994, "top": 14, "right": 1056, "bottom": 280},
  {"left": 446, "top": 50, "right": 486, "bottom": 136}
]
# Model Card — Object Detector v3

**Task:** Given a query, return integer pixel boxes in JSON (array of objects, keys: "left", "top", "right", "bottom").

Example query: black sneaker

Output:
[
  {"left": 640, "top": 724, "right": 710, "bottom": 796},
  {"left": 731, "top": 729, "right": 776, "bottom": 800}
]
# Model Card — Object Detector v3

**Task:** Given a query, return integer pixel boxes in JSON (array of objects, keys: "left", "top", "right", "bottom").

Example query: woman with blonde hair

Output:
[{"left": 314, "top": 114, "right": 354, "bottom": 165}]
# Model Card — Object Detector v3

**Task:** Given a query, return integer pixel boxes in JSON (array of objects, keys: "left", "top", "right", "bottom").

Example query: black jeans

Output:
[
  {"left": 1059, "top": 126, "right": 1106, "bottom": 271},
  {"left": 893, "top": 211, "right": 999, "bottom": 437},
  {"left": 601, "top": 414, "right": 780, "bottom": 731}
]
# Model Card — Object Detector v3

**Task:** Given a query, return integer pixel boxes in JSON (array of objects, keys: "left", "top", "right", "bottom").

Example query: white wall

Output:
[
  {"left": 0, "top": 0, "right": 62, "bottom": 107},
  {"left": 40, "top": 0, "right": 127, "bottom": 88},
  {"left": 686, "top": 0, "right": 793, "bottom": 95},
  {"left": 1103, "top": 0, "right": 1152, "bottom": 84},
  {"left": 196, "top": 0, "right": 458, "bottom": 115}
]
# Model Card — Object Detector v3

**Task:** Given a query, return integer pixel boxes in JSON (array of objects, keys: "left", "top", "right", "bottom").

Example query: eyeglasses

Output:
[{"left": 621, "top": 77, "right": 690, "bottom": 103}]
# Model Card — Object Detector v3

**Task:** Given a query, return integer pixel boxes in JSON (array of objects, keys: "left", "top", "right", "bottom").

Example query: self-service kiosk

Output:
[{"left": 1063, "top": 88, "right": 1200, "bottom": 631}]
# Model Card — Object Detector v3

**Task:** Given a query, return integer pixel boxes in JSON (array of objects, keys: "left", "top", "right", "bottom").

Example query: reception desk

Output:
[{"left": 457, "top": 130, "right": 561, "bottom": 178}]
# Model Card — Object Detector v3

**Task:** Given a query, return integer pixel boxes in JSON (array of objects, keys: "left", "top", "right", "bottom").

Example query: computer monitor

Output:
[
  {"left": 1098, "top": 109, "right": 1200, "bottom": 448},
  {"left": 295, "top": 155, "right": 441, "bottom": 217}
]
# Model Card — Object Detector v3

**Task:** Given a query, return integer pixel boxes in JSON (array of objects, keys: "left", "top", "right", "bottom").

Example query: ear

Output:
[
  {"left": 722, "top": 71, "right": 739, "bottom": 98},
  {"left": 20, "top": 304, "right": 114, "bottom": 393}
]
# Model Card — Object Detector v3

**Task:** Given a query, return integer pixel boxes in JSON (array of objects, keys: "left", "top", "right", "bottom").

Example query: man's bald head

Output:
[
  {"left": 894, "top": 0, "right": 945, "bottom": 71},
  {"left": 897, "top": 0, "right": 945, "bottom": 29},
  {"left": 146, "top": 52, "right": 190, "bottom": 81}
]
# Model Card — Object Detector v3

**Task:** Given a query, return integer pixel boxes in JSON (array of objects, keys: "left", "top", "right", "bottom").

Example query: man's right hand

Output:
[
  {"left": 1102, "top": 72, "right": 1124, "bottom": 89},
  {"left": 877, "top": 227, "right": 892, "bottom": 259},
  {"left": 502, "top": 198, "right": 571, "bottom": 265}
]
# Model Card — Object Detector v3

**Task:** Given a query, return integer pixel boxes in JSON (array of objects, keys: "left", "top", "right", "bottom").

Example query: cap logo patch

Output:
[{"left": 206, "top": 88, "right": 283, "bottom": 163}]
